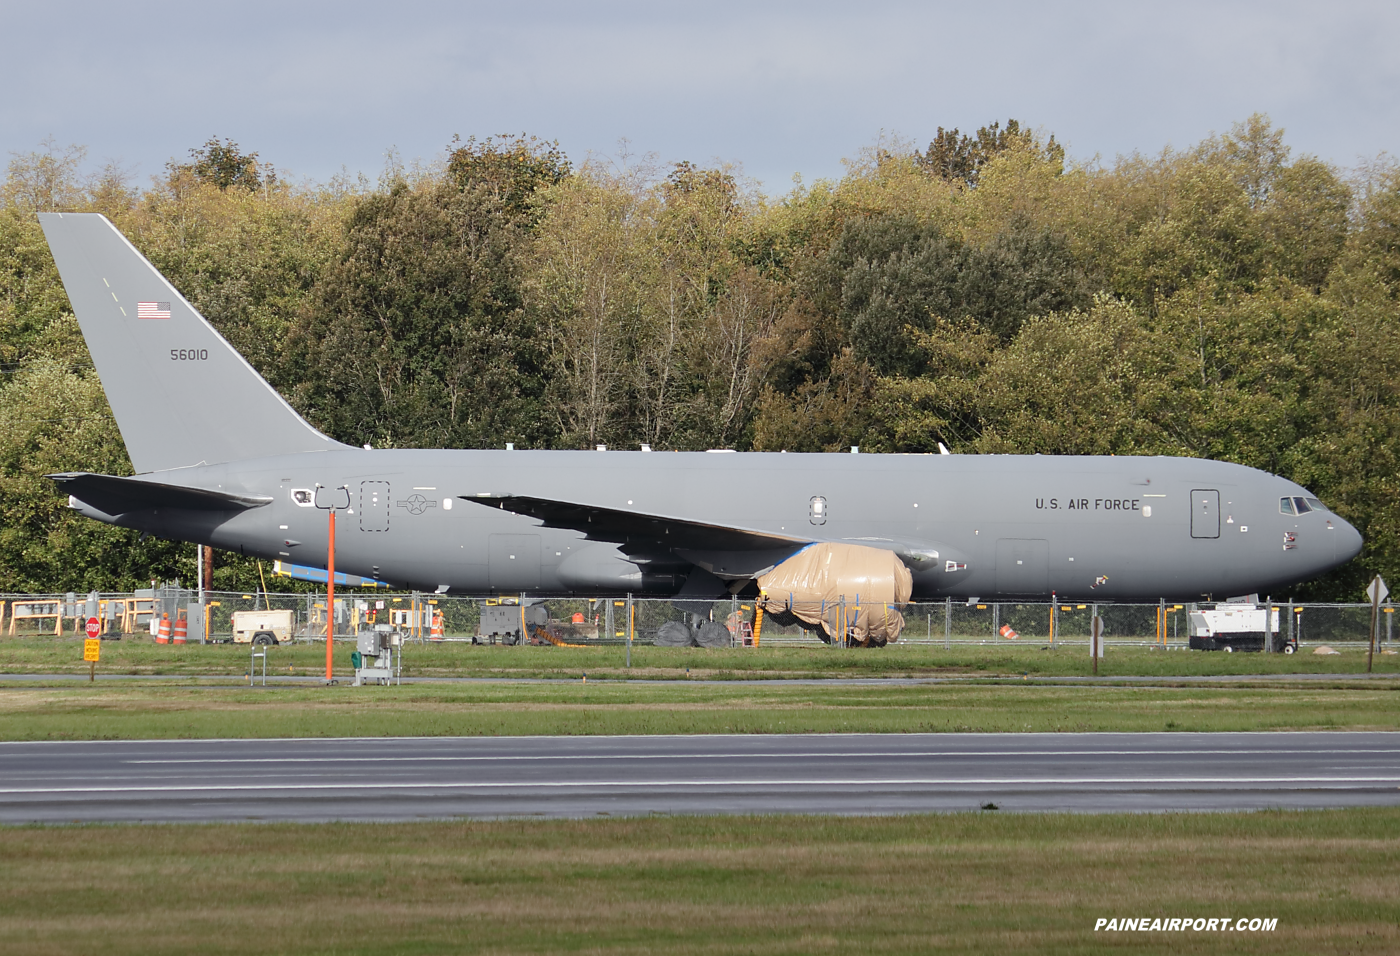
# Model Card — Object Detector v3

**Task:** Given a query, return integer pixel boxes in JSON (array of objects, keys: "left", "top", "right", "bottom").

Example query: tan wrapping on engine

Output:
[{"left": 757, "top": 542, "right": 913, "bottom": 646}]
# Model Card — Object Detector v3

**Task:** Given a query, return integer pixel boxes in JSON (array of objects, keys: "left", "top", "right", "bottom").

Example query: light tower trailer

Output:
[{"left": 1188, "top": 605, "right": 1295, "bottom": 653}]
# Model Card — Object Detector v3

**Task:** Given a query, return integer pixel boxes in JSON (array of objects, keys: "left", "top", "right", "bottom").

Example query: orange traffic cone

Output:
[
  {"left": 156, "top": 613, "right": 171, "bottom": 644},
  {"left": 430, "top": 611, "right": 444, "bottom": 641},
  {"left": 172, "top": 615, "right": 188, "bottom": 644},
  {"left": 999, "top": 624, "right": 1019, "bottom": 640}
]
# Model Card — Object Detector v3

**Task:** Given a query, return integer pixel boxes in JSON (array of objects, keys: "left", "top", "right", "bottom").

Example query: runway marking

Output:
[
  {"left": 2, "top": 777, "right": 1398, "bottom": 796},
  {"left": 118, "top": 749, "right": 1400, "bottom": 764}
]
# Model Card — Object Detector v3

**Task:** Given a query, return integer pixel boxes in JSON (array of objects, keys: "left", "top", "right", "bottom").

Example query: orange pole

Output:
[{"left": 326, "top": 508, "right": 336, "bottom": 681}]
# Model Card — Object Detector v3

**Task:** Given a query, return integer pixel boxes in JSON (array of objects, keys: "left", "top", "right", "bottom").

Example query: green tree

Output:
[
  {"left": 915, "top": 119, "right": 1064, "bottom": 187},
  {"left": 125, "top": 180, "right": 345, "bottom": 392},
  {"left": 293, "top": 178, "right": 550, "bottom": 449},
  {"left": 167, "top": 137, "right": 274, "bottom": 193},
  {"left": 0, "top": 360, "right": 186, "bottom": 591},
  {"left": 446, "top": 134, "right": 570, "bottom": 221}
]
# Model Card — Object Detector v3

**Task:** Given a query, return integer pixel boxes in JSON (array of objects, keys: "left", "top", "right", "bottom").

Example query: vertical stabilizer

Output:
[{"left": 38, "top": 213, "right": 346, "bottom": 473}]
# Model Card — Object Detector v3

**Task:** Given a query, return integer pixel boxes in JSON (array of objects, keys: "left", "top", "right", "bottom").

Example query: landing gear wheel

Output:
[
  {"left": 654, "top": 621, "right": 694, "bottom": 647},
  {"left": 695, "top": 622, "right": 732, "bottom": 648}
]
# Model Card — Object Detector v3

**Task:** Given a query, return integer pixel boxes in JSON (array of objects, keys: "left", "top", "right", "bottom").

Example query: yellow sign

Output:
[{"left": 83, "top": 639, "right": 101, "bottom": 662}]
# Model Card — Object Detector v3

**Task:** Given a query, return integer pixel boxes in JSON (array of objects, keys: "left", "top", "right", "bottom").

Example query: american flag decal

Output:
[{"left": 137, "top": 301, "right": 171, "bottom": 319}]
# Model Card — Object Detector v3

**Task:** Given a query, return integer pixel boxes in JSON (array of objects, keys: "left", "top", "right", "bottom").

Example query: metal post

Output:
[
  {"left": 1365, "top": 579, "right": 1388, "bottom": 673},
  {"left": 326, "top": 508, "right": 336, "bottom": 683},
  {"left": 1387, "top": 601, "right": 1393, "bottom": 645},
  {"left": 1368, "top": 589, "right": 1378, "bottom": 674},
  {"left": 626, "top": 593, "right": 633, "bottom": 669},
  {"left": 943, "top": 597, "right": 951, "bottom": 649},
  {"left": 1264, "top": 595, "right": 1272, "bottom": 653},
  {"left": 195, "top": 545, "right": 204, "bottom": 643},
  {"left": 1288, "top": 597, "right": 1294, "bottom": 649},
  {"left": 839, "top": 595, "right": 846, "bottom": 649},
  {"left": 992, "top": 603, "right": 1000, "bottom": 640}
]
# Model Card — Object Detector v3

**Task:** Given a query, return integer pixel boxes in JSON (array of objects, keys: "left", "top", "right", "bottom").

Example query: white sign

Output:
[{"left": 1366, "top": 576, "right": 1389, "bottom": 605}]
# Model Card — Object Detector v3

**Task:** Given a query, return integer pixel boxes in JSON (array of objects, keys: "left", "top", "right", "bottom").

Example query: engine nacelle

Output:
[{"left": 756, "top": 542, "right": 914, "bottom": 646}]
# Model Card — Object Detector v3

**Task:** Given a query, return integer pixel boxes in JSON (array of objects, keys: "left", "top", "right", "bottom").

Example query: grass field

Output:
[
  {"left": 2, "top": 678, "right": 1398, "bottom": 739},
  {"left": 2, "top": 810, "right": 1397, "bottom": 954},
  {"left": 3, "top": 636, "right": 1398, "bottom": 680}
]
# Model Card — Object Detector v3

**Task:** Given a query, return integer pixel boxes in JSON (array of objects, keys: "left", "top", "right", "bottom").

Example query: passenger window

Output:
[
  {"left": 1279, "top": 497, "right": 1295, "bottom": 515},
  {"left": 809, "top": 496, "right": 827, "bottom": 526},
  {"left": 1293, "top": 497, "right": 1312, "bottom": 514}
]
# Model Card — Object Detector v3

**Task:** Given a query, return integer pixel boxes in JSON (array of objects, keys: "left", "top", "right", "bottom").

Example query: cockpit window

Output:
[
  {"left": 1305, "top": 497, "right": 1328, "bottom": 512},
  {"left": 1293, "top": 496, "right": 1312, "bottom": 514},
  {"left": 1279, "top": 497, "right": 1295, "bottom": 515}
]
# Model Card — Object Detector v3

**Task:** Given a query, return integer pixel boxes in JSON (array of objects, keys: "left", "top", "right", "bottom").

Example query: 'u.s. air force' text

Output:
[{"left": 1036, "top": 497, "right": 1140, "bottom": 511}]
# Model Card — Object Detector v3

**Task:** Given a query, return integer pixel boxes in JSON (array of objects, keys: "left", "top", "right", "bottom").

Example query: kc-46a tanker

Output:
[{"left": 38, "top": 213, "right": 1363, "bottom": 643}]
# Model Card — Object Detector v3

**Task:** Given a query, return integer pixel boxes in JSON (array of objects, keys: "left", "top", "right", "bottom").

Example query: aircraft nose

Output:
[{"left": 1332, "top": 514, "right": 1364, "bottom": 563}]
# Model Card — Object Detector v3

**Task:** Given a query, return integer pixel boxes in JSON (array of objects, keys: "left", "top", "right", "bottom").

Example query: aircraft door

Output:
[
  {"left": 995, "top": 539, "right": 1049, "bottom": 595},
  {"left": 1190, "top": 489, "right": 1219, "bottom": 538},
  {"left": 489, "top": 534, "right": 542, "bottom": 590},
  {"left": 360, "top": 481, "right": 390, "bottom": 532}
]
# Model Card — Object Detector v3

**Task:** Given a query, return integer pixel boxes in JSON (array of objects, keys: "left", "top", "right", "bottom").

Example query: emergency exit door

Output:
[
  {"left": 1190, "top": 489, "right": 1219, "bottom": 538},
  {"left": 360, "top": 481, "right": 390, "bottom": 532}
]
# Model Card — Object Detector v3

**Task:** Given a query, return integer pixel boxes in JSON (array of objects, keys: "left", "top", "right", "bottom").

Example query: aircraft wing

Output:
[
  {"left": 49, "top": 472, "right": 273, "bottom": 516},
  {"left": 464, "top": 494, "right": 811, "bottom": 578}
]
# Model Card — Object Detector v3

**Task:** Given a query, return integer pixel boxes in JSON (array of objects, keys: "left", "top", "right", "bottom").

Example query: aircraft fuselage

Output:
[{"left": 80, "top": 448, "right": 1361, "bottom": 602}]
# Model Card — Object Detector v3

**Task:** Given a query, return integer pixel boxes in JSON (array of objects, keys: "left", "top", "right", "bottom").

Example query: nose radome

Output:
[{"left": 1332, "top": 515, "right": 1364, "bottom": 563}]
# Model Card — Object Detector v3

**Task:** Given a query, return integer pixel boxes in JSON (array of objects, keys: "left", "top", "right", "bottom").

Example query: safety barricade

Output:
[{"left": 7, "top": 601, "right": 64, "bottom": 636}]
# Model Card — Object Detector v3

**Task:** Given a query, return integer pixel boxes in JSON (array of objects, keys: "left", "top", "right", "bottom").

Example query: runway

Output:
[{"left": 2, "top": 732, "right": 1397, "bottom": 823}]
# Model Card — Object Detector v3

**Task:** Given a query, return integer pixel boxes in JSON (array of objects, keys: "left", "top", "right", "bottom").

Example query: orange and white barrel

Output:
[
  {"left": 999, "top": 624, "right": 1019, "bottom": 640},
  {"left": 156, "top": 613, "right": 171, "bottom": 644},
  {"left": 430, "top": 611, "right": 444, "bottom": 641},
  {"left": 172, "top": 615, "right": 188, "bottom": 644}
]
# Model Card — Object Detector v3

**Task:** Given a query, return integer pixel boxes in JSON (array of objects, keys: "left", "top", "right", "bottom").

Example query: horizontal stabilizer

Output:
[
  {"left": 464, "top": 494, "right": 810, "bottom": 572},
  {"left": 49, "top": 472, "right": 272, "bottom": 516}
]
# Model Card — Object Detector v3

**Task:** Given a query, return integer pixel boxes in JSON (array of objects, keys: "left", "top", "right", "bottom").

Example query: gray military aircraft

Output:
[{"left": 39, "top": 212, "right": 1362, "bottom": 608}]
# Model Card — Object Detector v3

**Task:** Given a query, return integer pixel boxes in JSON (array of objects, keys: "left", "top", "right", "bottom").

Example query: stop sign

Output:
[{"left": 85, "top": 617, "right": 101, "bottom": 639}]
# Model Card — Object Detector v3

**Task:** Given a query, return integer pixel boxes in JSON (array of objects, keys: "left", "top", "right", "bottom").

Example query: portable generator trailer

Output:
[
  {"left": 477, "top": 602, "right": 550, "bottom": 645},
  {"left": 1188, "top": 605, "right": 1295, "bottom": 653},
  {"left": 231, "top": 609, "right": 294, "bottom": 645}
]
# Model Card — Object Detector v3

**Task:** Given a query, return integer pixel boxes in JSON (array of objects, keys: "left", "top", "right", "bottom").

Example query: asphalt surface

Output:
[{"left": 2, "top": 732, "right": 1398, "bottom": 823}]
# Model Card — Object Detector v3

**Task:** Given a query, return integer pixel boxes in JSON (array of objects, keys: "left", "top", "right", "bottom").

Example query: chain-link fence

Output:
[{"left": 1, "top": 589, "right": 1393, "bottom": 652}]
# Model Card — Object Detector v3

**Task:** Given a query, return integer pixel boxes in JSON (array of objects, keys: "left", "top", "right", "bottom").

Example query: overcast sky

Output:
[{"left": 4, "top": 0, "right": 1397, "bottom": 195}]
